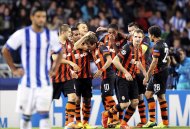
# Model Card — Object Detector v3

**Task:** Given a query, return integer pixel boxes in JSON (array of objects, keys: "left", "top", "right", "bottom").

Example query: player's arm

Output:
[
  {"left": 1, "top": 46, "right": 24, "bottom": 76},
  {"left": 113, "top": 44, "right": 133, "bottom": 81},
  {"left": 143, "top": 44, "right": 160, "bottom": 85},
  {"left": 73, "top": 31, "right": 95, "bottom": 50},
  {"left": 136, "top": 61, "right": 146, "bottom": 77},
  {"left": 50, "top": 50, "right": 63, "bottom": 76},
  {"left": 93, "top": 46, "right": 112, "bottom": 78},
  {"left": 52, "top": 53, "right": 80, "bottom": 71},
  {"left": 2, "top": 30, "right": 23, "bottom": 76}
]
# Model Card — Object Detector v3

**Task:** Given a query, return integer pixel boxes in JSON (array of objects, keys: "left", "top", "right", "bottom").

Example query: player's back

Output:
[{"left": 153, "top": 39, "right": 169, "bottom": 73}]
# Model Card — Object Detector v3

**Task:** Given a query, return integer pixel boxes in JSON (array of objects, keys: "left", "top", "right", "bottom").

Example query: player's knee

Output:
[
  {"left": 157, "top": 94, "right": 166, "bottom": 102},
  {"left": 76, "top": 97, "right": 81, "bottom": 104},
  {"left": 22, "top": 114, "right": 31, "bottom": 122},
  {"left": 130, "top": 99, "right": 139, "bottom": 108},
  {"left": 68, "top": 93, "right": 77, "bottom": 102},
  {"left": 145, "top": 91, "right": 153, "bottom": 99}
]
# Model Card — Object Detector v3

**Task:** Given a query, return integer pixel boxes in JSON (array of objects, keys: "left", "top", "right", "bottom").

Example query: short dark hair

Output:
[
  {"left": 148, "top": 25, "right": 161, "bottom": 38},
  {"left": 30, "top": 6, "right": 46, "bottom": 15},
  {"left": 108, "top": 24, "right": 118, "bottom": 30},
  {"left": 71, "top": 27, "right": 78, "bottom": 32},
  {"left": 128, "top": 22, "right": 138, "bottom": 28}
]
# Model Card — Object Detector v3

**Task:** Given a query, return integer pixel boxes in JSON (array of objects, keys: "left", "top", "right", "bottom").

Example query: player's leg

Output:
[
  {"left": 74, "top": 79, "right": 83, "bottom": 127},
  {"left": 136, "top": 74, "right": 147, "bottom": 127},
  {"left": 121, "top": 79, "right": 139, "bottom": 127},
  {"left": 143, "top": 77, "right": 157, "bottom": 128},
  {"left": 36, "top": 86, "right": 53, "bottom": 129},
  {"left": 81, "top": 78, "right": 93, "bottom": 128},
  {"left": 63, "top": 80, "right": 76, "bottom": 126},
  {"left": 101, "top": 77, "right": 117, "bottom": 124},
  {"left": 153, "top": 69, "right": 169, "bottom": 128},
  {"left": 16, "top": 86, "right": 33, "bottom": 129}
]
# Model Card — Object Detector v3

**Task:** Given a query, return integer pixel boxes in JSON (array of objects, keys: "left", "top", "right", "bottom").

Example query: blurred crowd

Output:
[{"left": 0, "top": 0, "right": 190, "bottom": 90}]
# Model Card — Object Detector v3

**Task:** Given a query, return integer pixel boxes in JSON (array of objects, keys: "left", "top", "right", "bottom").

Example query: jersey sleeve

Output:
[
  {"left": 117, "top": 44, "right": 130, "bottom": 61},
  {"left": 5, "top": 30, "right": 23, "bottom": 51},
  {"left": 99, "top": 45, "right": 110, "bottom": 58},
  {"left": 50, "top": 31, "right": 62, "bottom": 53},
  {"left": 152, "top": 44, "right": 160, "bottom": 58}
]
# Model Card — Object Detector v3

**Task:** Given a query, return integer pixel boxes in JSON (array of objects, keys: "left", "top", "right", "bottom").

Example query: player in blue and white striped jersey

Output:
[{"left": 2, "top": 6, "right": 62, "bottom": 129}]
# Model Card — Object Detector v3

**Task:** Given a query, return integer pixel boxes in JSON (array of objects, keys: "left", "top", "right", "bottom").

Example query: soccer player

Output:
[
  {"left": 126, "top": 22, "right": 152, "bottom": 127},
  {"left": 143, "top": 25, "right": 169, "bottom": 128},
  {"left": 73, "top": 22, "right": 93, "bottom": 128},
  {"left": 51, "top": 24, "right": 81, "bottom": 129},
  {"left": 99, "top": 24, "right": 127, "bottom": 124},
  {"left": 1, "top": 6, "right": 62, "bottom": 129},
  {"left": 102, "top": 29, "right": 146, "bottom": 129},
  {"left": 85, "top": 34, "right": 118, "bottom": 128}
]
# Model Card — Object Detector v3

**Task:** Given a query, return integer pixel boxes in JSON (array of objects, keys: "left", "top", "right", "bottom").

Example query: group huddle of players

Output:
[{"left": 51, "top": 22, "right": 169, "bottom": 129}]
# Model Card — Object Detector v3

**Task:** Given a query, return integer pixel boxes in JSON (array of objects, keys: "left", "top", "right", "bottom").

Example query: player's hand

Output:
[
  {"left": 96, "top": 27, "right": 107, "bottom": 32},
  {"left": 85, "top": 31, "right": 95, "bottom": 37},
  {"left": 70, "top": 63, "right": 80, "bottom": 72},
  {"left": 125, "top": 72, "right": 133, "bottom": 81},
  {"left": 49, "top": 69, "right": 56, "bottom": 77},
  {"left": 71, "top": 72, "right": 78, "bottom": 79},
  {"left": 109, "top": 34, "right": 115, "bottom": 44},
  {"left": 143, "top": 75, "right": 149, "bottom": 85},
  {"left": 12, "top": 68, "right": 24, "bottom": 77},
  {"left": 93, "top": 70, "right": 103, "bottom": 78}
]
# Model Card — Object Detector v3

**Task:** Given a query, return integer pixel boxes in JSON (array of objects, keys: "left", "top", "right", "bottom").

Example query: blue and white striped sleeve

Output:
[
  {"left": 50, "top": 31, "right": 62, "bottom": 54},
  {"left": 6, "top": 30, "right": 22, "bottom": 51}
]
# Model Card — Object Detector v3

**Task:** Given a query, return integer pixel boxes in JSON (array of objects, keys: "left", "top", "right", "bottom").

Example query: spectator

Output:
[
  {"left": 175, "top": 48, "right": 190, "bottom": 90},
  {"left": 80, "top": 0, "right": 98, "bottom": 21},
  {"left": 169, "top": 9, "right": 186, "bottom": 32},
  {"left": 148, "top": 11, "right": 164, "bottom": 30}
]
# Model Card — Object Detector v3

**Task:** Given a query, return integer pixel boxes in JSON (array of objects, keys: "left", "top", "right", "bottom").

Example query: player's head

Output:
[
  {"left": 71, "top": 27, "right": 80, "bottom": 43},
  {"left": 177, "top": 48, "right": 186, "bottom": 62},
  {"left": 128, "top": 22, "right": 139, "bottom": 35},
  {"left": 107, "top": 24, "right": 118, "bottom": 37},
  {"left": 132, "top": 29, "right": 144, "bottom": 47},
  {"left": 59, "top": 24, "right": 71, "bottom": 40},
  {"left": 76, "top": 22, "right": 89, "bottom": 36},
  {"left": 30, "top": 6, "right": 47, "bottom": 28},
  {"left": 148, "top": 25, "right": 161, "bottom": 42},
  {"left": 85, "top": 34, "right": 98, "bottom": 51}
]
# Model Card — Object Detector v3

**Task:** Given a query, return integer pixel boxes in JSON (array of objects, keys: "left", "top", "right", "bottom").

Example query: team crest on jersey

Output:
[
  {"left": 74, "top": 54, "right": 80, "bottom": 59},
  {"left": 95, "top": 50, "right": 99, "bottom": 55},
  {"left": 121, "top": 50, "right": 126, "bottom": 55},
  {"left": 116, "top": 42, "right": 120, "bottom": 46},
  {"left": 122, "top": 96, "right": 125, "bottom": 100}
]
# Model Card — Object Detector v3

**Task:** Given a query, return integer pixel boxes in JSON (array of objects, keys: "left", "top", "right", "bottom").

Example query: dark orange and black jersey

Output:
[
  {"left": 52, "top": 40, "right": 73, "bottom": 83},
  {"left": 91, "top": 44, "right": 115, "bottom": 79},
  {"left": 152, "top": 39, "right": 169, "bottom": 74},
  {"left": 117, "top": 43, "right": 139, "bottom": 78},
  {"left": 100, "top": 33, "right": 127, "bottom": 71},
  {"left": 72, "top": 49, "right": 92, "bottom": 78},
  {"left": 136, "top": 36, "right": 152, "bottom": 73},
  {"left": 100, "top": 33, "right": 127, "bottom": 59}
]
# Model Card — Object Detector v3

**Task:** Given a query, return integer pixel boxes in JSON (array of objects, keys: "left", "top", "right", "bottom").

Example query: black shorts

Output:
[
  {"left": 136, "top": 73, "right": 146, "bottom": 95},
  {"left": 101, "top": 77, "right": 115, "bottom": 97},
  {"left": 147, "top": 69, "right": 168, "bottom": 95},
  {"left": 53, "top": 79, "right": 75, "bottom": 99},
  {"left": 75, "top": 78, "right": 92, "bottom": 98},
  {"left": 116, "top": 77, "right": 139, "bottom": 103}
]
